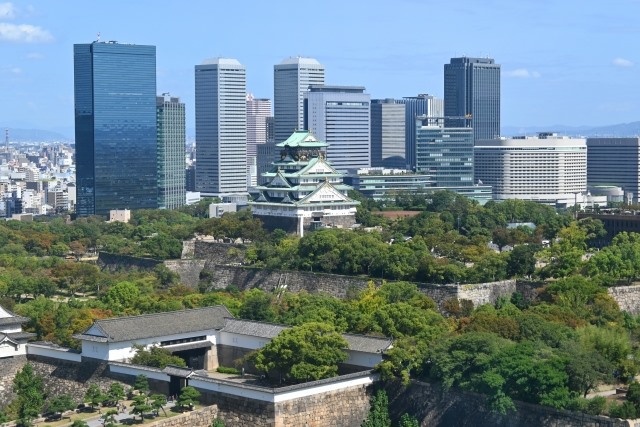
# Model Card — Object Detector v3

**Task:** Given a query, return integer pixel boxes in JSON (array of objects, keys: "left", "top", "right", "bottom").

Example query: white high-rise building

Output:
[
  {"left": 273, "top": 57, "right": 325, "bottom": 144},
  {"left": 195, "top": 58, "right": 247, "bottom": 197},
  {"left": 305, "top": 85, "right": 371, "bottom": 172},
  {"left": 474, "top": 133, "right": 586, "bottom": 206},
  {"left": 246, "top": 94, "right": 272, "bottom": 187}
]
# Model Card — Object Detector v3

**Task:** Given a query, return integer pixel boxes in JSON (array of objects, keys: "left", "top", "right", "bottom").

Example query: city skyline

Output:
[{"left": 1, "top": 0, "right": 639, "bottom": 136}]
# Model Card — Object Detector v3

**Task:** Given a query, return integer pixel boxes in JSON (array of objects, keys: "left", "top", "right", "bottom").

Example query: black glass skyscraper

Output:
[
  {"left": 74, "top": 42, "right": 157, "bottom": 216},
  {"left": 444, "top": 57, "right": 500, "bottom": 142}
]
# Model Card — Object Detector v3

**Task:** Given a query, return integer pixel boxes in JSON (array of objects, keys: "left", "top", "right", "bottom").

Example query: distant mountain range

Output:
[
  {"left": 502, "top": 121, "right": 640, "bottom": 138},
  {"left": 2, "top": 121, "right": 639, "bottom": 143},
  {"left": 2, "top": 127, "right": 73, "bottom": 143}
]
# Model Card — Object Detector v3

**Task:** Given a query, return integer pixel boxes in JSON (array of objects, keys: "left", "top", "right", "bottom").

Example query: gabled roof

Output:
[
  {"left": 75, "top": 306, "right": 232, "bottom": 343},
  {"left": 296, "top": 157, "right": 340, "bottom": 177},
  {"left": 220, "top": 318, "right": 392, "bottom": 354},
  {"left": 277, "top": 131, "right": 328, "bottom": 148},
  {"left": 0, "top": 305, "right": 28, "bottom": 327},
  {"left": 296, "top": 180, "right": 354, "bottom": 205},
  {"left": 267, "top": 171, "right": 292, "bottom": 188}
]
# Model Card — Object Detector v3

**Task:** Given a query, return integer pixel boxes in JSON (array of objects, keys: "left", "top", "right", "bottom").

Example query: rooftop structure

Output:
[
  {"left": 475, "top": 133, "right": 587, "bottom": 206},
  {"left": 249, "top": 131, "right": 359, "bottom": 236},
  {"left": 0, "top": 305, "right": 35, "bottom": 358}
]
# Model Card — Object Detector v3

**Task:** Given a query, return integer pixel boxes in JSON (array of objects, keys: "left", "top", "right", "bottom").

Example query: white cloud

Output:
[
  {"left": 25, "top": 52, "right": 43, "bottom": 59},
  {"left": 505, "top": 68, "right": 541, "bottom": 78},
  {"left": 10, "top": 67, "right": 21, "bottom": 74},
  {"left": 613, "top": 57, "right": 634, "bottom": 67},
  {"left": 0, "top": 22, "right": 52, "bottom": 43},
  {"left": 0, "top": 2, "right": 16, "bottom": 19}
]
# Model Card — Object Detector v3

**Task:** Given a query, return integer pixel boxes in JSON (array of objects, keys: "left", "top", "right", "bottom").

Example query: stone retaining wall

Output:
[
  {"left": 0, "top": 355, "right": 26, "bottom": 407},
  {"left": 609, "top": 285, "right": 640, "bottom": 315},
  {"left": 386, "top": 380, "right": 636, "bottom": 427},
  {"left": 274, "top": 383, "right": 372, "bottom": 427},
  {"left": 163, "top": 259, "right": 206, "bottom": 288},
  {"left": 143, "top": 404, "right": 219, "bottom": 427}
]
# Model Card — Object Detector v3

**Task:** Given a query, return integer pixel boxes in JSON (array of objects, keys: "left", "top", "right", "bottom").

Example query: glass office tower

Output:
[
  {"left": 74, "top": 42, "right": 157, "bottom": 216},
  {"left": 415, "top": 118, "right": 474, "bottom": 188},
  {"left": 444, "top": 57, "right": 500, "bottom": 142},
  {"left": 157, "top": 94, "right": 186, "bottom": 210}
]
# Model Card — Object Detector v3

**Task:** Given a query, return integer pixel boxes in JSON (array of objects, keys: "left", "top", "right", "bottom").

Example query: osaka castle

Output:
[{"left": 249, "top": 131, "right": 359, "bottom": 237}]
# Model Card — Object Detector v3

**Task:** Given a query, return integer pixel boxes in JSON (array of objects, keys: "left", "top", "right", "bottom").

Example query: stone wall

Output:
[
  {"left": 609, "top": 284, "right": 640, "bottom": 315},
  {"left": 200, "top": 265, "right": 373, "bottom": 298},
  {"left": 163, "top": 259, "right": 206, "bottom": 288},
  {"left": 0, "top": 355, "right": 26, "bottom": 407},
  {"left": 200, "top": 391, "right": 275, "bottom": 426},
  {"left": 386, "top": 380, "right": 634, "bottom": 427},
  {"left": 198, "top": 264, "right": 532, "bottom": 311},
  {"left": 27, "top": 355, "right": 130, "bottom": 404},
  {"left": 143, "top": 405, "right": 219, "bottom": 427},
  {"left": 98, "top": 252, "right": 162, "bottom": 271},
  {"left": 192, "top": 241, "right": 246, "bottom": 264},
  {"left": 274, "top": 383, "right": 372, "bottom": 427}
]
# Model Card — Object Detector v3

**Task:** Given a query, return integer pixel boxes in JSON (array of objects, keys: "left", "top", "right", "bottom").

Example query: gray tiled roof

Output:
[
  {"left": 221, "top": 319, "right": 392, "bottom": 354},
  {"left": 342, "top": 334, "right": 392, "bottom": 353},
  {"left": 221, "top": 318, "right": 287, "bottom": 339},
  {"left": 75, "top": 306, "right": 232, "bottom": 343}
]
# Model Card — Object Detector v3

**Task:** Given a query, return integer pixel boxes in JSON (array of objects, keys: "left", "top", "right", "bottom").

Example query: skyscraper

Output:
[
  {"left": 415, "top": 118, "right": 475, "bottom": 188},
  {"left": 587, "top": 138, "right": 640, "bottom": 202},
  {"left": 370, "top": 99, "right": 406, "bottom": 168},
  {"left": 274, "top": 57, "right": 325, "bottom": 144},
  {"left": 157, "top": 94, "right": 186, "bottom": 210},
  {"left": 195, "top": 58, "right": 247, "bottom": 197},
  {"left": 74, "top": 41, "right": 157, "bottom": 216},
  {"left": 305, "top": 85, "right": 371, "bottom": 172},
  {"left": 444, "top": 57, "right": 500, "bottom": 141},
  {"left": 396, "top": 94, "right": 443, "bottom": 170},
  {"left": 246, "top": 94, "right": 272, "bottom": 187}
]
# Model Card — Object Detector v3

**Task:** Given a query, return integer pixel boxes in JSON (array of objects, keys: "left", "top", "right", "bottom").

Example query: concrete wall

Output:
[{"left": 386, "top": 380, "right": 634, "bottom": 427}]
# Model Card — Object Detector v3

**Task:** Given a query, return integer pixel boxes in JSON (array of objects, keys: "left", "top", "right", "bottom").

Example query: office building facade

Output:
[
  {"left": 195, "top": 58, "right": 247, "bottom": 197},
  {"left": 246, "top": 94, "right": 272, "bottom": 187},
  {"left": 396, "top": 94, "right": 443, "bottom": 170},
  {"left": 305, "top": 85, "right": 371, "bottom": 172},
  {"left": 474, "top": 133, "right": 587, "bottom": 206},
  {"left": 415, "top": 119, "right": 475, "bottom": 188},
  {"left": 371, "top": 99, "right": 406, "bottom": 168},
  {"left": 444, "top": 57, "right": 500, "bottom": 142},
  {"left": 74, "top": 42, "right": 157, "bottom": 216},
  {"left": 274, "top": 57, "right": 325, "bottom": 144},
  {"left": 587, "top": 138, "right": 640, "bottom": 203},
  {"left": 156, "top": 94, "right": 186, "bottom": 210}
]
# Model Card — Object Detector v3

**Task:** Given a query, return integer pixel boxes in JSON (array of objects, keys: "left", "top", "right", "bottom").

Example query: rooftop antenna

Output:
[{"left": 96, "top": 32, "right": 101, "bottom": 42}]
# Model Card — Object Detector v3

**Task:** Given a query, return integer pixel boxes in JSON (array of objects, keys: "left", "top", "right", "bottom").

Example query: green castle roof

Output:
[{"left": 277, "top": 130, "right": 328, "bottom": 148}]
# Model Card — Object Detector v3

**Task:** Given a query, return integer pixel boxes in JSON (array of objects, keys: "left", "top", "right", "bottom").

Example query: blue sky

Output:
[{"left": 0, "top": 0, "right": 639, "bottom": 136}]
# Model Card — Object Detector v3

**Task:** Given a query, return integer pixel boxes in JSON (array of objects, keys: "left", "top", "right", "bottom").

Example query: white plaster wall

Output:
[
  {"left": 218, "top": 332, "right": 269, "bottom": 350},
  {"left": 0, "top": 342, "right": 24, "bottom": 357},
  {"left": 345, "top": 350, "right": 382, "bottom": 368},
  {"left": 109, "top": 363, "right": 169, "bottom": 382},
  {"left": 27, "top": 344, "right": 81, "bottom": 362}
]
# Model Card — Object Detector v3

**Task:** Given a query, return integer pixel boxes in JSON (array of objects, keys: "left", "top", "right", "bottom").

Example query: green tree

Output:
[
  {"left": 252, "top": 322, "right": 348, "bottom": 384},
  {"left": 13, "top": 364, "right": 45, "bottom": 426},
  {"left": 239, "top": 289, "right": 276, "bottom": 321},
  {"left": 84, "top": 384, "right": 105, "bottom": 411},
  {"left": 398, "top": 413, "right": 419, "bottom": 427},
  {"left": 133, "top": 374, "right": 150, "bottom": 395},
  {"left": 177, "top": 386, "right": 200, "bottom": 411},
  {"left": 361, "top": 389, "right": 391, "bottom": 427},
  {"left": 70, "top": 420, "right": 90, "bottom": 427},
  {"left": 107, "top": 382, "right": 126, "bottom": 403},
  {"left": 100, "top": 409, "right": 119, "bottom": 427},
  {"left": 46, "top": 394, "right": 75, "bottom": 418},
  {"left": 131, "top": 394, "right": 151, "bottom": 422},
  {"left": 131, "top": 345, "right": 187, "bottom": 369},
  {"left": 150, "top": 394, "right": 167, "bottom": 416}
]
